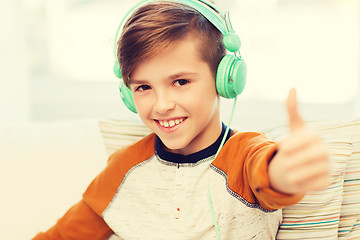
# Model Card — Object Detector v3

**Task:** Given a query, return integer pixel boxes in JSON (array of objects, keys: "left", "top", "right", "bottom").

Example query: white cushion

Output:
[{"left": 265, "top": 119, "right": 360, "bottom": 239}]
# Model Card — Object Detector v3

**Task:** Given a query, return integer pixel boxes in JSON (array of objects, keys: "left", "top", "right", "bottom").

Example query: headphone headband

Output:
[{"left": 113, "top": 0, "right": 240, "bottom": 62}]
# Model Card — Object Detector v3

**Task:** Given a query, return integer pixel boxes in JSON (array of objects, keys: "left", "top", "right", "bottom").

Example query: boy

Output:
[{"left": 33, "top": 0, "right": 329, "bottom": 239}]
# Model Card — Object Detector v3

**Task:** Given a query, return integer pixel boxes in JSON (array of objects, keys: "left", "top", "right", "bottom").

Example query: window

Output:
[
  {"left": 42, "top": 0, "right": 358, "bottom": 104},
  {"left": 230, "top": 0, "right": 359, "bottom": 104}
]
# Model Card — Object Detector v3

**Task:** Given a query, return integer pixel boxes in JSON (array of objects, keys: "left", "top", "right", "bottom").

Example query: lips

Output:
[{"left": 156, "top": 117, "right": 187, "bottom": 128}]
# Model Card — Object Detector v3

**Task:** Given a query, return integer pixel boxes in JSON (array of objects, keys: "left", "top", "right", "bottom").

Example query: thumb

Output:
[{"left": 287, "top": 88, "right": 305, "bottom": 132}]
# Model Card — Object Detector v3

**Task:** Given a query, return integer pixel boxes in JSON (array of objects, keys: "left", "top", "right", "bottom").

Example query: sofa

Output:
[{"left": 1, "top": 118, "right": 359, "bottom": 239}]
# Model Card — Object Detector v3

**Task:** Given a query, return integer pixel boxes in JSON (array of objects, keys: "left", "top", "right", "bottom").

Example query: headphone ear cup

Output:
[
  {"left": 115, "top": 62, "right": 137, "bottom": 113},
  {"left": 119, "top": 81, "right": 137, "bottom": 113},
  {"left": 216, "top": 54, "right": 247, "bottom": 99}
]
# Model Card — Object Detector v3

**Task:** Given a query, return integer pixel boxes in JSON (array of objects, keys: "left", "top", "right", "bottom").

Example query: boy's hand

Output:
[{"left": 268, "top": 89, "right": 330, "bottom": 195}]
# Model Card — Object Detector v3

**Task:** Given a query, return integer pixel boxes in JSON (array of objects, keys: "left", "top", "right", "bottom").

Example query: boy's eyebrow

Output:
[
  {"left": 130, "top": 72, "right": 199, "bottom": 85},
  {"left": 167, "top": 72, "right": 199, "bottom": 80},
  {"left": 129, "top": 79, "right": 149, "bottom": 85}
]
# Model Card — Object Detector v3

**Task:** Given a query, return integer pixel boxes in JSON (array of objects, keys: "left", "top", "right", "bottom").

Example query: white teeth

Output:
[{"left": 158, "top": 118, "right": 184, "bottom": 128}]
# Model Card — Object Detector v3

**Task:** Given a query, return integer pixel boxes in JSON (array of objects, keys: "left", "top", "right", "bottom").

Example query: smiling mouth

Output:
[{"left": 156, "top": 117, "right": 187, "bottom": 128}]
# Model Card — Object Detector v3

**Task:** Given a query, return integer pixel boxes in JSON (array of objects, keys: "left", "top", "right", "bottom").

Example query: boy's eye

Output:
[
  {"left": 174, "top": 79, "right": 189, "bottom": 87},
  {"left": 134, "top": 85, "right": 151, "bottom": 92}
]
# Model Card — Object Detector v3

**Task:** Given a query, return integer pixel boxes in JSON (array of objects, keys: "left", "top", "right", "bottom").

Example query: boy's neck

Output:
[
  {"left": 156, "top": 124, "right": 233, "bottom": 166},
  {"left": 156, "top": 122, "right": 232, "bottom": 164},
  {"left": 164, "top": 118, "right": 222, "bottom": 156}
]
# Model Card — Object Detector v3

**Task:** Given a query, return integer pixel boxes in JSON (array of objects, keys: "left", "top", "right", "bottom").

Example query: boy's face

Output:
[{"left": 130, "top": 35, "right": 222, "bottom": 155}]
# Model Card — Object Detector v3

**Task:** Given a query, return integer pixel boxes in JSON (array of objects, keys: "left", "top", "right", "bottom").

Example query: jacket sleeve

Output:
[
  {"left": 212, "top": 132, "right": 304, "bottom": 211},
  {"left": 32, "top": 200, "right": 113, "bottom": 240},
  {"left": 244, "top": 134, "right": 304, "bottom": 210}
]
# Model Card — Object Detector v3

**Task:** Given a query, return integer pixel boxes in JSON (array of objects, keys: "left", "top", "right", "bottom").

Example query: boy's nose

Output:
[{"left": 154, "top": 92, "right": 175, "bottom": 114}]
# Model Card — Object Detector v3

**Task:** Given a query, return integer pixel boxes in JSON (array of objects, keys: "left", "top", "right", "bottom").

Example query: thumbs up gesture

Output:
[{"left": 268, "top": 89, "right": 330, "bottom": 194}]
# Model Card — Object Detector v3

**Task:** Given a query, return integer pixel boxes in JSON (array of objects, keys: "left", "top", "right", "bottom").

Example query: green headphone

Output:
[{"left": 113, "top": 0, "right": 247, "bottom": 113}]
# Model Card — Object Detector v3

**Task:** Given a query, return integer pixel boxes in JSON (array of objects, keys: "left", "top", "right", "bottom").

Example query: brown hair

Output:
[{"left": 117, "top": 1, "right": 226, "bottom": 87}]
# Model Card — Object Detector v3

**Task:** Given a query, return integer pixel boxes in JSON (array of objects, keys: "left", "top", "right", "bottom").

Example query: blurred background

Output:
[{"left": 0, "top": 0, "right": 359, "bottom": 129}]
